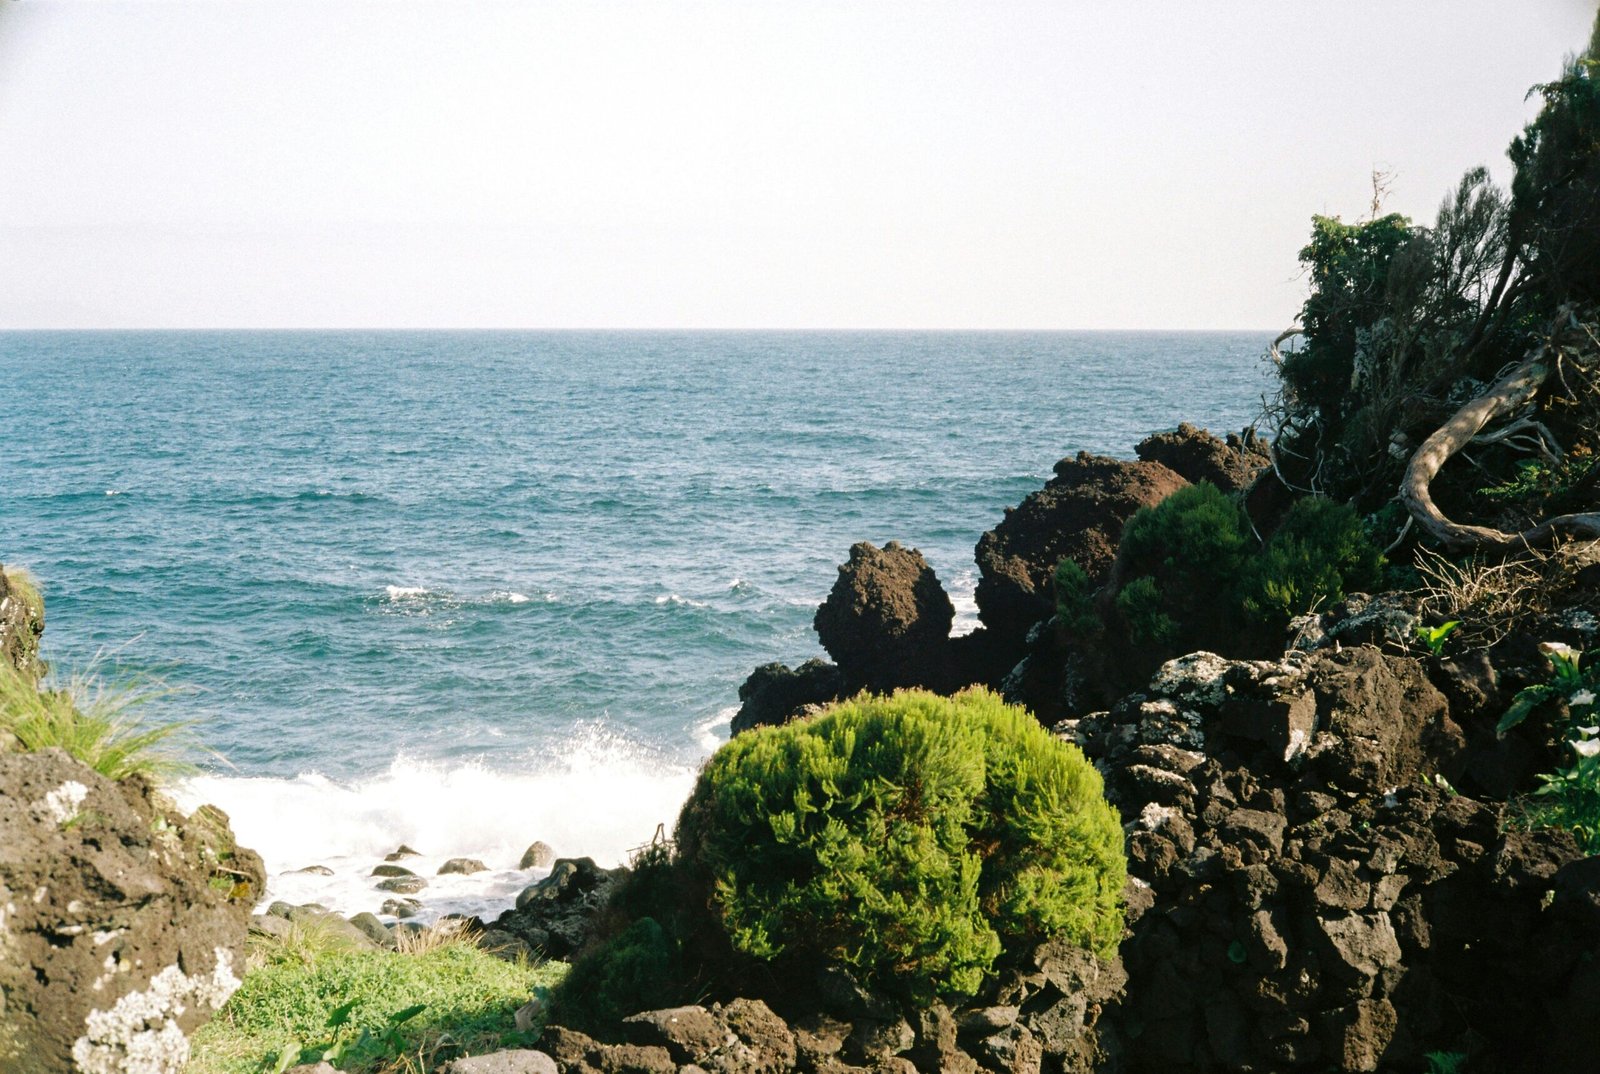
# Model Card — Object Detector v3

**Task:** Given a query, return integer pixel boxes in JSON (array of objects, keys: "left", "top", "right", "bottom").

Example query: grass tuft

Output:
[
  {"left": 0, "top": 662, "right": 195, "bottom": 782},
  {"left": 188, "top": 934, "right": 567, "bottom": 1074},
  {"left": 2, "top": 565, "right": 43, "bottom": 623}
]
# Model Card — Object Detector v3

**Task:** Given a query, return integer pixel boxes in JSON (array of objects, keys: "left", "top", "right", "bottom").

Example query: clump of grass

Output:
[
  {"left": 188, "top": 930, "right": 568, "bottom": 1074},
  {"left": 2, "top": 564, "right": 43, "bottom": 623},
  {"left": 0, "top": 663, "right": 195, "bottom": 782}
]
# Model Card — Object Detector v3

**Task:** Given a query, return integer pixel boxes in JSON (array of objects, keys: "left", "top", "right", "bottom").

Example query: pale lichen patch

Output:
[
  {"left": 42, "top": 781, "right": 90, "bottom": 826},
  {"left": 70, "top": 948, "right": 240, "bottom": 1074}
]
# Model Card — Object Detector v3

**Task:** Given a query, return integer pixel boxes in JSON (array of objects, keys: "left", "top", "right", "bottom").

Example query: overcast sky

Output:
[{"left": 0, "top": 1, "right": 1595, "bottom": 329}]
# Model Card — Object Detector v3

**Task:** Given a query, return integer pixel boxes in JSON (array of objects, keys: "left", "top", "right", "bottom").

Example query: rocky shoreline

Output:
[{"left": 7, "top": 405, "right": 1600, "bottom": 1074}]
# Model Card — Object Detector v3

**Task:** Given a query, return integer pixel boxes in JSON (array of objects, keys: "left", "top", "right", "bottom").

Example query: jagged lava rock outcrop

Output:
[
  {"left": 531, "top": 938, "right": 1126, "bottom": 1074},
  {"left": 0, "top": 747, "right": 265, "bottom": 1074},
  {"left": 1069, "top": 646, "right": 1588, "bottom": 1072},
  {"left": 975, "top": 454, "right": 1186, "bottom": 648},
  {"left": 0, "top": 562, "right": 45, "bottom": 680},
  {"left": 730, "top": 659, "right": 846, "bottom": 735},
  {"left": 1133, "top": 424, "right": 1270, "bottom": 494},
  {"left": 813, "top": 541, "right": 955, "bottom": 693}
]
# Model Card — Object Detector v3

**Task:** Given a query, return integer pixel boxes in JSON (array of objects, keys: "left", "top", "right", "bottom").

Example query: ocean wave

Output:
[
  {"left": 173, "top": 728, "right": 699, "bottom": 924},
  {"left": 653, "top": 593, "right": 709, "bottom": 608},
  {"left": 695, "top": 706, "right": 736, "bottom": 753},
  {"left": 948, "top": 568, "right": 981, "bottom": 637},
  {"left": 385, "top": 585, "right": 430, "bottom": 600}
]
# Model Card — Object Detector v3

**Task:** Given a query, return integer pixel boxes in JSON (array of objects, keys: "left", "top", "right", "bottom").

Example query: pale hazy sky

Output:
[{"left": 0, "top": 1, "right": 1595, "bottom": 329}]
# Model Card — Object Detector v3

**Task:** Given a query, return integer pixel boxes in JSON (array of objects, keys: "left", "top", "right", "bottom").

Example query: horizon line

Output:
[{"left": 0, "top": 324, "right": 1284, "bottom": 334}]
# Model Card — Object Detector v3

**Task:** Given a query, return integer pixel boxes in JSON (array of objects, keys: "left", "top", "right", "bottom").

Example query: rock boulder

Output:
[
  {"left": 813, "top": 541, "right": 954, "bottom": 692},
  {"left": 1134, "top": 423, "right": 1270, "bottom": 493},
  {"left": 975, "top": 453, "right": 1186, "bottom": 646},
  {"left": 0, "top": 748, "right": 263, "bottom": 1074}
]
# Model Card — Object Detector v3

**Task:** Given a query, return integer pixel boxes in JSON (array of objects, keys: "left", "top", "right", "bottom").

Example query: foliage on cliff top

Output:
[
  {"left": 675, "top": 686, "right": 1126, "bottom": 1000},
  {"left": 187, "top": 935, "right": 567, "bottom": 1074},
  {"left": 1106, "top": 485, "right": 1384, "bottom": 663},
  {"left": 0, "top": 663, "right": 194, "bottom": 782},
  {"left": 1269, "top": 14, "right": 1600, "bottom": 512}
]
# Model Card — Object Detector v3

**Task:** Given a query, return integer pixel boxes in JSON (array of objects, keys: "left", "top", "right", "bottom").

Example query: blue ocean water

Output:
[{"left": 2, "top": 331, "right": 1272, "bottom": 905}]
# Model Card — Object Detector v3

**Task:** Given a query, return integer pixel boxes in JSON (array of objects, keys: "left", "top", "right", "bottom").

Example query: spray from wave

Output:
[{"left": 173, "top": 724, "right": 702, "bottom": 923}]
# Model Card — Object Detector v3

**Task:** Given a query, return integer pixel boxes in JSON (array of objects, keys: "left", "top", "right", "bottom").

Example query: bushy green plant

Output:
[
  {"left": 0, "top": 664, "right": 193, "bottom": 782},
  {"left": 1052, "top": 559, "right": 1099, "bottom": 635},
  {"left": 674, "top": 687, "right": 1125, "bottom": 1001},
  {"left": 1238, "top": 497, "right": 1385, "bottom": 628},
  {"left": 1501, "top": 643, "right": 1600, "bottom": 852},
  {"left": 1112, "top": 483, "right": 1254, "bottom": 651}
]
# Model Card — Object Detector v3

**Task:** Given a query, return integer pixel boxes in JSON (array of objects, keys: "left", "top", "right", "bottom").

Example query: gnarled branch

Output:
[{"left": 1400, "top": 313, "right": 1600, "bottom": 550}]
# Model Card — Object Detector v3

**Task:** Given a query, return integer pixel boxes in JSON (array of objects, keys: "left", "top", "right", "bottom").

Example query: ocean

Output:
[{"left": 2, "top": 330, "right": 1273, "bottom": 919}]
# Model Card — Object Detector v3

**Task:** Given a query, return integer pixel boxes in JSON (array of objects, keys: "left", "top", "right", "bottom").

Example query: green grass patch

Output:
[
  {"left": 0, "top": 663, "right": 195, "bottom": 782},
  {"left": 2, "top": 565, "right": 43, "bottom": 624},
  {"left": 187, "top": 939, "right": 568, "bottom": 1074}
]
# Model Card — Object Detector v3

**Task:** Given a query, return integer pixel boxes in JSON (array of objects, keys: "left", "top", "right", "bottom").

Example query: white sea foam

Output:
[
  {"left": 696, "top": 707, "right": 736, "bottom": 753},
  {"left": 384, "top": 585, "right": 430, "bottom": 600},
  {"left": 173, "top": 728, "right": 699, "bottom": 924},
  {"left": 949, "top": 568, "right": 981, "bottom": 637},
  {"left": 653, "top": 594, "right": 708, "bottom": 608}
]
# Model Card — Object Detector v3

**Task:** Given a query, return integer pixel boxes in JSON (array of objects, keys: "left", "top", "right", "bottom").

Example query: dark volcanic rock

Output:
[
  {"left": 813, "top": 541, "right": 956, "bottom": 692},
  {"left": 492, "top": 857, "right": 624, "bottom": 959},
  {"left": 731, "top": 659, "right": 846, "bottom": 735},
  {"left": 1066, "top": 644, "right": 1588, "bottom": 1073},
  {"left": 975, "top": 453, "right": 1187, "bottom": 647},
  {"left": 1134, "top": 423, "right": 1270, "bottom": 494},
  {"left": 0, "top": 748, "right": 263, "bottom": 1074}
]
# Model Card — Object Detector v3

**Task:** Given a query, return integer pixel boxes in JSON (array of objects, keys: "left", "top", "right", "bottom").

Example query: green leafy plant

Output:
[
  {"left": 672, "top": 687, "right": 1126, "bottom": 1001},
  {"left": 1417, "top": 620, "right": 1462, "bottom": 656},
  {"left": 1425, "top": 1049, "right": 1469, "bottom": 1074},
  {"left": 276, "top": 999, "right": 428, "bottom": 1071},
  {"left": 0, "top": 663, "right": 194, "bottom": 782},
  {"left": 1052, "top": 559, "right": 1099, "bottom": 635},
  {"left": 1107, "top": 487, "right": 1385, "bottom": 660},
  {"left": 1500, "top": 643, "right": 1600, "bottom": 852},
  {"left": 1112, "top": 482, "right": 1254, "bottom": 651},
  {"left": 1238, "top": 496, "right": 1386, "bottom": 628}
]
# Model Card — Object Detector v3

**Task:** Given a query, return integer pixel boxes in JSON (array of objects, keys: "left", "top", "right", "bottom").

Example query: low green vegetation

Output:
[
  {"left": 0, "top": 663, "right": 194, "bottom": 782},
  {"left": 555, "top": 688, "right": 1125, "bottom": 1028},
  {"left": 1051, "top": 558, "right": 1099, "bottom": 635},
  {"left": 3, "top": 565, "right": 43, "bottom": 623},
  {"left": 187, "top": 928, "right": 567, "bottom": 1074},
  {"left": 1237, "top": 496, "right": 1385, "bottom": 626},
  {"left": 1502, "top": 643, "right": 1600, "bottom": 853},
  {"left": 1106, "top": 485, "right": 1384, "bottom": 658}
]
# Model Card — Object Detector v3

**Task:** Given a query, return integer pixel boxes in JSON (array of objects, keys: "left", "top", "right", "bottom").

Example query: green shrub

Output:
[
  {"left": 1113, "top": 576, "right": 1176, "bottom": 648},
  {"left": 1238, "top": 497, "right": 1385, "bottom": 628},
  {"left": 673, "top": 687, "right": 1125, "bottom": 1001},
  {"left": 552, "top": 917, "right": 683, "bottom": 1031},
  {"left": 1112, "top": 483, "right": 1254, "bottom": 651},
  {"left": 1052, "top": 559, "right": 1099, "bottom": 635},
  {"left": 0, "top": 664, "right": 193, "bottom": 782}
]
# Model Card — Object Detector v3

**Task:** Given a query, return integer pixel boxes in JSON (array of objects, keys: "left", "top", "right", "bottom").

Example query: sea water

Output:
[{"left": 1, "top": 330, "right": 1273, "bottom": 919}]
